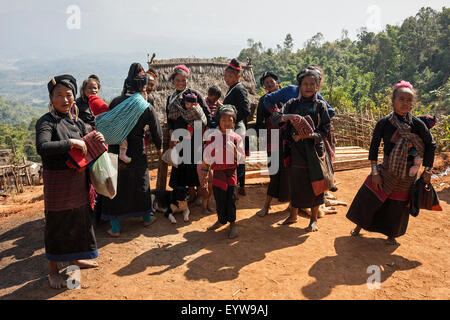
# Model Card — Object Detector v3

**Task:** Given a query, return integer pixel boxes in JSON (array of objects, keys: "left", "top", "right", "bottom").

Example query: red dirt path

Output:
[{"left": 0, "top": 153, "right": 448, "bottom": 300}]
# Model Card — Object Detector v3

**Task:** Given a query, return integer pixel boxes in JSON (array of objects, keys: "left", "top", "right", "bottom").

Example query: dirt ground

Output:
[{"left": 0, "top": 153, "right": 449, "bottom": 300}]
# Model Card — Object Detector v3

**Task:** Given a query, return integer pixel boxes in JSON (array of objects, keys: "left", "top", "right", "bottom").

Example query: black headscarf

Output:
[
  {"left": 48, "top": 74, "right": 78, "bottom": 96},
  {"left": 122, "top": 63, "right": 145, "bottom": 95}
]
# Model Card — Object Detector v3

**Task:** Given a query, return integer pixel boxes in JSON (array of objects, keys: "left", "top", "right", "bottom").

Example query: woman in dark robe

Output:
[
  {"left": 223, "top": 59, "right": 250, "bottom": 197},
  {"left": 271, "top": 69, "right": 331, "bottom": 232},
  {"left": 36, "top": 74, "right": 105, "bottom": 289},
  {"left": 347, "top": 81, "right": 436, "bottom": 245},
  {"left": 75, "top": 74, "right": 101, "bottom": 131},
  {"left": 100, "top": 63, "right": 163, "bottom": 237},
  {"left": 166, "top": 65, "right": 212, "bottom": 202},
  {"left": 255, "top": 71, "right": 291, "bottom": 217}
]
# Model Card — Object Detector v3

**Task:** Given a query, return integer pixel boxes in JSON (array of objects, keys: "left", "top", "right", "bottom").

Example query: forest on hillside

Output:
[{"left": 239, "top": 7, "right": 449, "bottom": 116}]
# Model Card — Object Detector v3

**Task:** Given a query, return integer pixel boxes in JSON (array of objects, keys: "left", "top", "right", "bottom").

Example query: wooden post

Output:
[
  {"left": 0, "top": 168, "right": 5, "bottom": 190},
  {"left": 23, "top": 157, "right": 32, "bottom": 186},
  {"left": 9, "top": 167, "right": 21, "bottom": 194}
]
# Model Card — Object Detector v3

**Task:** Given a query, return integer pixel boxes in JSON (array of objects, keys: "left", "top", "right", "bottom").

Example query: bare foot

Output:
[
  {"left": 306, "top": 221, "right": 319, "bottom": 232},
  {"left": 207, "top": 221, "right": 223, "bottom": 231},
  {"left": 48, "top": 272, "right": 67, "bottom": 289},
  {"left": 257, "top": 206, "right": 270, "bottom": 217},
  {"left": 203, "top": 207, "right": 215, "bottom": 215},
  {"left": 70, "top": 260, "right": 99, "bottom": 269},
  {"left": 229, "top": 224, "right": 239, "bottom": 239},
  {"left": 386, "top": 238, "right": 400, "bottom": 246},
  {"left": 107, "top": 229, "right": 120, "bottom": 238}
]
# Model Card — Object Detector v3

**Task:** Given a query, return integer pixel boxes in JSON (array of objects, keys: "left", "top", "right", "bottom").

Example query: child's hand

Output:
[
  {"left": 422, "top": 171, "right": 432, "bottom": 184},
  {"left": 93, "top": 131, "right": 105, "bottom": 143},
  {"left": 202, "top": 174, "right": 210, "bottom": 189}
]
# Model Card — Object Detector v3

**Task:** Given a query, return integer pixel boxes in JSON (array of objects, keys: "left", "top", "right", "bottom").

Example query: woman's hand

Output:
[
  {"left": 70, "top": 139, "right": 87, "bottom": 156},
  {"left": 292, "top": 132, "right": 312, "bottom": 142},
  {"left": 372, "top": 174, "right": 383, "bottom": 191},
  {"left": 292, "top": 133, "right": 302, "bottom": 142}
]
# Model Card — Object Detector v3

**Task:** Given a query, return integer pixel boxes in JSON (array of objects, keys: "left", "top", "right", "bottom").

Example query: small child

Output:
[
  {"left": 89, "top": 95, "right": 132, "bottom": 164},
  {"left": 205, "top": 86, "right": 223, "bottom": 120},
  {"left": 201, "top": 105, "right": 245, "bottom": 239}
]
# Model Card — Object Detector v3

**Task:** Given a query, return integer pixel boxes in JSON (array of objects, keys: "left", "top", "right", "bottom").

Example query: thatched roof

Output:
[{"left": 147, "top": 58, "right": 260, "bottom": 124}]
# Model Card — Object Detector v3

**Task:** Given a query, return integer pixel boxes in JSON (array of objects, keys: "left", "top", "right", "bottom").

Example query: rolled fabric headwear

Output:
[
  {"left": 228, "top": 61, "right": 242, "bottom": 71},
  {"left": 146, "top": 68, "right": 158, "bottom": 80},
  {"left": 48, "top": 74, "right": 77, "bottom": 96},
  {"left": 173, "top": 65, "right": 190, "bottom": 76},
  {"left": 395, "top": 80, "right": 414, "bottom": 90},
  {"left": 260, "top": 71, "right": 278, "bottom": 86}
]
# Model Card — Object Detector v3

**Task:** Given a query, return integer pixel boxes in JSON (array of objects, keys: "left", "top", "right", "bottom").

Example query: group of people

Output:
[{"left": 36, "top": 59, "right": 437, "bottom": 289}]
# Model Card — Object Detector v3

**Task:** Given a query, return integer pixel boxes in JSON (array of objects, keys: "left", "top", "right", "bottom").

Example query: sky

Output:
[{"left": 0, "top": 0, "right": 448, "bottom": 60}]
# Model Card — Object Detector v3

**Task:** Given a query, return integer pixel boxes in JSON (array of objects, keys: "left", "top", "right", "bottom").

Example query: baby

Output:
[{"left": 89, "top": 95, "right": 131, "bottom": 164}]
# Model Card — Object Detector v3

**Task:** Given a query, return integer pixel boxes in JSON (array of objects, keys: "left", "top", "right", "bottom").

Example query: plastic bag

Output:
[
  {"left": 161, "top": 148, "right": 180, "bottom": 168},
  {"left": 89, "top": 152, "right": 118, "bottom": 199}
]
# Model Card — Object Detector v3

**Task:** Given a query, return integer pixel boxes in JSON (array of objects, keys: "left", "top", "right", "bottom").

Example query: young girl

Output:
[
  {"left": 347, "top": 81, "right": 436, "bottom": 245},
  {"left": 201, "top": 105, "right": 245, "bottom": 239},
  {"left": 76, "top": 74, "right": 101, "bottom": 131},
  {"left": 223, "top": 59, "right": 250, "bottom": 197}
]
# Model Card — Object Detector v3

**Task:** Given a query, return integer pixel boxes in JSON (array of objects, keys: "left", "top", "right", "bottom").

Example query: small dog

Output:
[
  {"left": 151, "top": 187, "right": 190, "bottom": 224},
  {"left": 301, "top": 192, "right": 348, "bottom": 218}
]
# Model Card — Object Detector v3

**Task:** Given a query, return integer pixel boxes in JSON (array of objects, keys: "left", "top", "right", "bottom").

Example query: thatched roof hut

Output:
[{"left": 147, "top": 57, "right": 260, "bottom": 125}]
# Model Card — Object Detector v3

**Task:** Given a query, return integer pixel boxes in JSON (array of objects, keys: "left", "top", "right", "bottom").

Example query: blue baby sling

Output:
[{"left": 95, "top": 93, "right": 150, "bottom": 145}]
